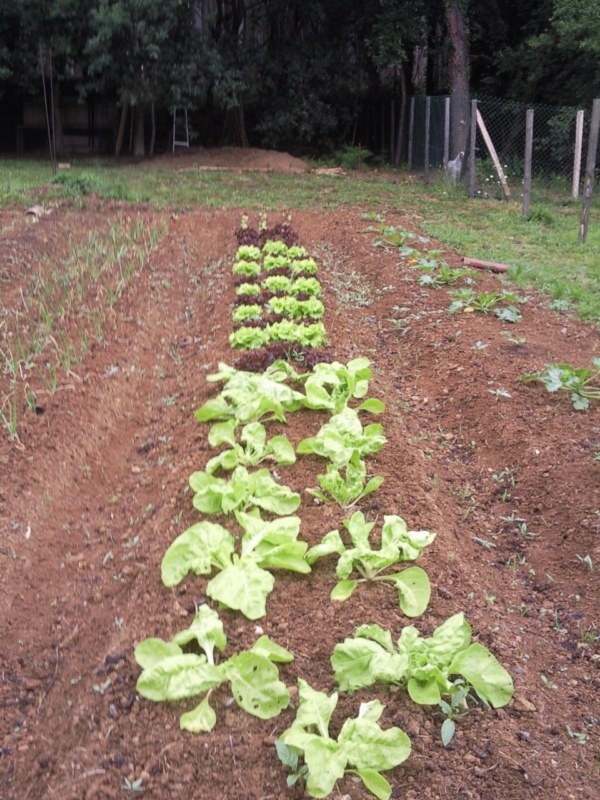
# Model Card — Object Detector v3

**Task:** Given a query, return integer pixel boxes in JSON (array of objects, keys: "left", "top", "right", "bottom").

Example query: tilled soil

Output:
[{"left": 1, "top": 200, "right": 599, "bottom": 800}]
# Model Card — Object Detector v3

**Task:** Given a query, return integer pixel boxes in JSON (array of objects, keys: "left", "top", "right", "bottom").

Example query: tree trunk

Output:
[
  {"left": 150, "top": 102, "right": 156, "bottom": 157},
  {"left": 52, "top": 81, "right": 64, "bottom": 157},
  {"left": 237, "top": 99, "right": 248, "bottom": 148},
  {"left": 395, "top": 65, "right": 407, "bottom": 165},
  {"left": 412, "top": 16, "right": 428, "bottom": 94},
  {"left": 133, "top": 104, "right": 145, "bottom": 157},
  {"left": 446, "top": 1, "right": 470, "bottom": 156},
  {"left": 115, "top": 103, "right": 128, "bottom": 157}
]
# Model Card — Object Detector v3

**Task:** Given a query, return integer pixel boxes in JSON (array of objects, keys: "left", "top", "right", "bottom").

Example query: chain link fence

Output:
[{"left": 401, "top": 93, "right": 596, "bottom": 200}]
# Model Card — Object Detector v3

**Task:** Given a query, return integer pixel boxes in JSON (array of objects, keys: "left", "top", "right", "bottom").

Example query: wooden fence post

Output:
[
  {"left": 572, "top": 109, "right": 584, "bottom": 199},
  {"left": 424, "top": 96, "right": 431, "bottom": 182},
  {"left": 468, "top": 99, "right": 477, "bottom": 197},
  {"left": 580, "top": 98, "right": 600, "bottom": 243},
  {"left": 407, "top": 97, "right": 415, "bottom": 170},
  {"left": 443, "top": 96, "right": 450, "bottom": 169},
  {"left": 523, "top": 109, "right": 534, "bottom": 216}
]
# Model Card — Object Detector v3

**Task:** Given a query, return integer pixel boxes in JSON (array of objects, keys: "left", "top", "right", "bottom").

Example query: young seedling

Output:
[
  {"left": 436, "top": 683, "right": 472, "bottom": 746},
  {"left": 307, "top": 452, "right": 384, "bottom": 509},
  {"left": 521, "top": 360, "right": 600, "bottom": 410}
]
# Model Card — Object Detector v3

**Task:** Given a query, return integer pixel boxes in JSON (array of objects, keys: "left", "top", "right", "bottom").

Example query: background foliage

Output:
[{"left": 0, "top": 0, "right": 598, "bottom": 154}]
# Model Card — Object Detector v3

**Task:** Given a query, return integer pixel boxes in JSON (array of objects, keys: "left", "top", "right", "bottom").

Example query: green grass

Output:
[{"left": 2, "top": 157, "right": 600, "bottom": 323}]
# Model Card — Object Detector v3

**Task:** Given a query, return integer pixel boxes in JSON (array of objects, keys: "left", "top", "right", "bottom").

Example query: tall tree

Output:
[
  {"left": 86, "top": 0, "right": 191, "bottom": 155},
  {"left": 445, "top": 0, "right": 470, "bottom": 155}
]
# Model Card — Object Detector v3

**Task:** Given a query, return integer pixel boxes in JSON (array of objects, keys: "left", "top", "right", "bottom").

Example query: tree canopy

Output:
[{"left": 0, "top": 0, "right": 597, "bottom": 154}]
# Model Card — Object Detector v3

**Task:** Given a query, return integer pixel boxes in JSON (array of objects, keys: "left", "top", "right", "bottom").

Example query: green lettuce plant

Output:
[
  {"left": 161, "top": 512, "right": 310, "bottom": 618},
  {"left": 263, "top": 240, "right": 289, "bottom": 256},
  {"left": 268, "top": 296, "right": 325, "bottom": 320},
  {"left": 291, "top": 258, "right": 319, "bottom": 275},
  {"left": 264, "top": 254, "right": 291, "bottom": 271},
  {"left": 300, "top": 358, "right": 385, "bottom": 414},
  {"left": 277, "top": 680, "right": 411, "bottom": 800},
  {"left": 232, "top": 304, "right": 263, "bottom": 323},
  {"left": 306, "top": 511, "right": 433, "bottom": 615},
  {"left": 232, "top": 259, "right": 262, "bottom": 277},
  {"left": 235, "top": 244, "right": 262, "bottom": 262},
  {"left": 290, "top": 277, "right": 322, "bottom": 297},
  {"left": 135, "top": 604, "right": 293, "bottom": 732},
  {"left": 205, "top": 420, "right": 296, "bottom": 473},
  {"left": 308, "top": 452, "right": 383, "bottom": 509},
  {"left": 195, "top": 363, "right": 304, "bottom": 425},
  {"left": 331, "top": 613, "right": 514, "bottom": 709},
  {"left": 235, "top": 282, "right": 261, "bottom": 296},
  {"left": 266, "top": 320, "right": 327, "bottom": 347},
  {"left": 288, "top": 245, "right": 308, "bottom": 259},
  {"left": 189, "top": 465, "right": 301, "bottom": 516},
  {"left": 297, "top": 407, "right": 386, "bottom": 466},
  {"left": 263, "top": 275, "right": 292, "bottom": 293},
  {"left": 229, "top": 326, "right": 270, "bottom": 349}
]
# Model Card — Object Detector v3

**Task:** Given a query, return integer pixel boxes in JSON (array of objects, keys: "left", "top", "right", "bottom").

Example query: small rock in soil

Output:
[{"left": 512, "top": 695, "right": 537, "bottom": 712}]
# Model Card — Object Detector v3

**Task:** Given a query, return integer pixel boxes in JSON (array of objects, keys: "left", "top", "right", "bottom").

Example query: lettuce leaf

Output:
[
  {"left": 331, "top": 614, "right": 514, "bottom": 709},
  {"left": 135, "top": 606, "right": 293, "bottom": 731},
  {"left": 205, "top": 421, "right": 296, "bottom": 474},
  {"left": 297, "top": 407, "right": 386, "bottom": 466},
  {"left": 189, "top": 466, "right": 301, "bottom": 516},
  {"left": 161, "top": 522, "right": 234, "bottom": 587},
  {"left": 278, "top": 680, "right": 410, "bottom": 800}
]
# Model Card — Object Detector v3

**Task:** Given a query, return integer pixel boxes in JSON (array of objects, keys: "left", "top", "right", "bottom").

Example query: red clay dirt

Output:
[{"left": 1, "top": 189, "right": 599, "bottom": 800}]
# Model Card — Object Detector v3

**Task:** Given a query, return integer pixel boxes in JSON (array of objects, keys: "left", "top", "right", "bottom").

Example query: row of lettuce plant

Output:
[
  {"left": 231, "top": 219, "right": 331, "bottom": 372},
  {"left": 134, "top": 219, "right": 514, "bottom": 800}
]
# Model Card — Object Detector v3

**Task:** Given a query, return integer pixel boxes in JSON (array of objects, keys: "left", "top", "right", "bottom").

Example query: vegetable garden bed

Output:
[{"left": 1, "top": 202, "right": 599, "bottom": 800}]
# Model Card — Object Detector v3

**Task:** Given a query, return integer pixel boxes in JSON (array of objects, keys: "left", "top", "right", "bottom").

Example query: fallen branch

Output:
[{"left": 462, "top": 257, "right": 510, "bottom": 273}]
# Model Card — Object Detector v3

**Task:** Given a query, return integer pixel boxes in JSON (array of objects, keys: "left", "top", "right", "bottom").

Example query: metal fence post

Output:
[{"left": 443, "top": 96, "right": 450, "bottom": 170}]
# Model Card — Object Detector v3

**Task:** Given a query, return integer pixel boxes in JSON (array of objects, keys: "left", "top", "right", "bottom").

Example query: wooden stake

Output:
[
  {"left": 476, "top": 109, "right": 510, "bottom": 197},
  {"left": 523, "top": 109, "right": 534, "bottom": 216},
  {"left": 424, "top": 96, "right": 431, "bottom": 183},
  {"left": 572, "top": 109, "right": 584, "bottom": 199},
  {"left": 468, "top": 99, "right": 477, "bottom": 197},
  {"left": 443, "top": 96, "right": 450, "bottom": 169},
  {"left": 463, "top": 257, "right": 510, "bottom": 273},
  {"left": 580, "top": 98, "right": 600, "bottom": 243}
]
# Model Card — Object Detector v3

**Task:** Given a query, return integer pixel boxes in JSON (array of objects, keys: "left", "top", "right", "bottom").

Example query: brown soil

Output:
[
  {"left": 1, "top": 195, "right": 599, "bottom": 800},
  {"left": 145, "top": 146, "right": 309, "bottom": 173}
]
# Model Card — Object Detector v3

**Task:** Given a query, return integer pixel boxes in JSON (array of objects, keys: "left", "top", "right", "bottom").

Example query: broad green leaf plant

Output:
[
  {"left": 135, "top": 604, "right": 293, "bottom": 732},
  {"left": 277, "top": 680, "right": 411, "bottom": 800},
  {"left": 521, "top": 359, "right": 600, "bottom": 410},
  {"left": 331, "top": 613, "right": 514, "bottom": 709},
  {"left": 306, "top": 511, "right": 434, "bottom": 615},
  {"left": 161, "top": 512, "right": 310, "bottom": 619}
]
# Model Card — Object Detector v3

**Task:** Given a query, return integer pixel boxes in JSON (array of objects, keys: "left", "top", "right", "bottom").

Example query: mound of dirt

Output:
[{"left": 148, "top": 145, "right": 310, "bottom": 173}]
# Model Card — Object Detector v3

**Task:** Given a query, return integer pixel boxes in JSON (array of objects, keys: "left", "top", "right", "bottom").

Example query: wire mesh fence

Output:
[{"left": 400, "top": 93, "right": 597, "bottom": 201}]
